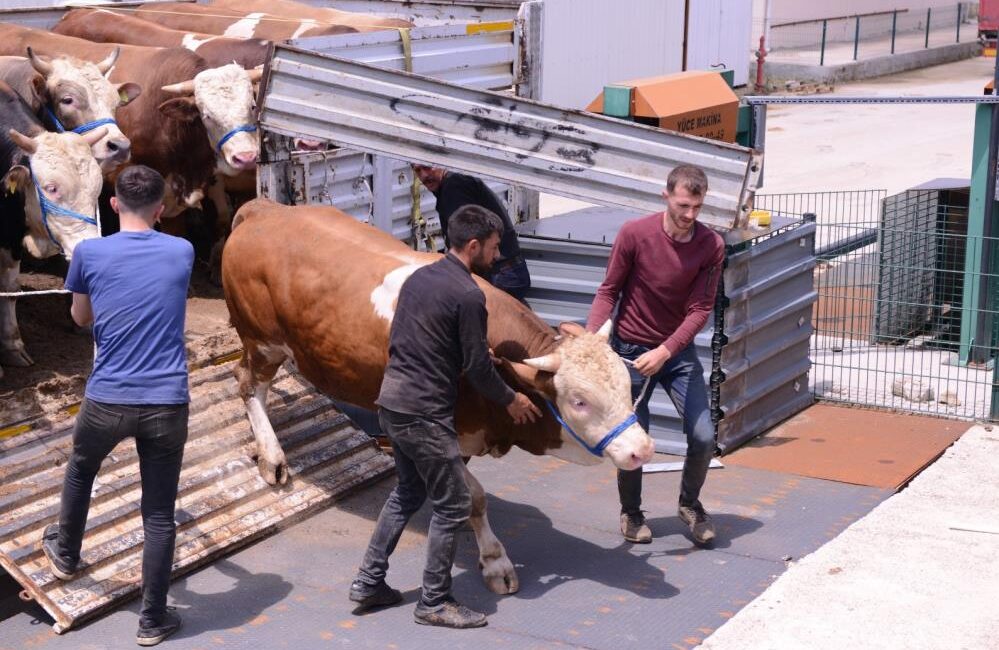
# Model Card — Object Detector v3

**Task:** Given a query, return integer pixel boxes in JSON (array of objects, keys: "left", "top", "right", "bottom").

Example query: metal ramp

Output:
[{"left": 0, "top": 356, "right": 393, "bottom": 633}]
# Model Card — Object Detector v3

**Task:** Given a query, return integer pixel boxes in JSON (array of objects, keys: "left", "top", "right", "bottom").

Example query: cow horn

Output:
[
  {"left": 96, "top": 47, "right": 120, "bottom": 75},
  {"left": 522, "top": 352, "right": 561, "bottom": 373},
  {"left": 247, "top": 67, "right": 264, "bottom": 83},
  {"left": 161, "top": 79, "right": 196, "bottom": 95},
  {"left": 26, "top": 47, "right": 53, "bottom": 76},
  {"left": 596, "top": 319, "right": 613, "bottom": 341},
  {"left": 9, "top": 129, "right": 37, "bottom": 155}
]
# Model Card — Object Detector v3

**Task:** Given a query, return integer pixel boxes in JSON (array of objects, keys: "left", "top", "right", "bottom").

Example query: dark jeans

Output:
[
  {"left": 56, "top": 398, "right": 188, "bottom": 627},
  {"left": 489, "top": 259, "right": 530, "bottom": 302},
  {"left": 356, "top": 408, "right": 471, "bottom": 608},
  {"left": 611, "top": 335, "right": 716, "bottom": 514}
]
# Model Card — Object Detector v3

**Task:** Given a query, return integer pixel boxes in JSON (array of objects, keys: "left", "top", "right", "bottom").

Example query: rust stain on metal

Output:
[
  {"left": 724, "top": 404, "right": 964, "bottom": 489},
  {"left": 0, "top": 361, "right": 393, "bottom": 634}
]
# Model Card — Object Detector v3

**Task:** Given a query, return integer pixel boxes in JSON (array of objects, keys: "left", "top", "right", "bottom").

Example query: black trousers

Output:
[
  {"left": 55, "top": 398, "right": 188, "bottom": 627},
  {"left": 355, "top": 408, "right": 471, "bottom": 608}
]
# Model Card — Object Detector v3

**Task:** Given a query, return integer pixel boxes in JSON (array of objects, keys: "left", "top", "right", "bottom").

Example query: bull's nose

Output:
[
  {"left": 106, "top": 138, "right": 131, "bottom": 160},
  {"left": 233, "top": 151, "right": 257, "bottom": 169}
]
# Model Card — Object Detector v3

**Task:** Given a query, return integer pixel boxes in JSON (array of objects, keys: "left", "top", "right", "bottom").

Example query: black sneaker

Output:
[
  {"left": 348, "top": 579, "right": 403, "bottom": 612},
  {"left": 678, "top": 502, "right": 716, "bottom": 545},
  {"left": 136, "top": 608, "right": 182, "bottom": 646},
  {"left": 41, "top": 524, "right": 78, "bottom": 581},
  {"left": 620, "top": 511, "right": 652, "bottom": 543},
  {"left": 413, "top": 597, "right": 487, "bottom": 629}
]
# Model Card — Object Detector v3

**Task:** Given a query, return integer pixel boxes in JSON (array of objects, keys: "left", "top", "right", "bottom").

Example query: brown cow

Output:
[
  {"left": 222, "top": 199, "right": 656, "bottom": 594},
  {"left": 132, "top": 2, "right": 360, "bottom": 40},
  {"left": 54, "top": 8, "right": 270, "bottom": 69},
  {"left": 209, "top": 0, "right": 414, "bottom": 32},
  {"left": 0, "top": 24, "right": 259, "bottom": 219}
]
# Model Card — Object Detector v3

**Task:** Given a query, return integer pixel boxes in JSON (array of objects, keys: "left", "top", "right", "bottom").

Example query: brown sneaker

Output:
[
  {"left": 620, "top": 511, "right": 652, "bottom": 543},
  {"left": 414, "top": 598, "right": 487, "bottom": 629},
  {"left": 678, "top": 502, "right": 716, "bottom": 545}
]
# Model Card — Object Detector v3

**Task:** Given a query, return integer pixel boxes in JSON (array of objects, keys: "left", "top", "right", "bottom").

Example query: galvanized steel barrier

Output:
[{"left": 257, "top": 43, "right": 762, "bottom": 231}]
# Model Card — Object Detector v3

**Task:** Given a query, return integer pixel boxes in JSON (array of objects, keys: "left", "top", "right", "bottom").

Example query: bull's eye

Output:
[
  {"left": 571, "top": 399, "right": 587, "bottom": 409},
  {"left": 60, "top": 97, "right": 73, "bottom": 106},
  {"left": 43, "top": 184, "right": 57, "bottom": 194}
]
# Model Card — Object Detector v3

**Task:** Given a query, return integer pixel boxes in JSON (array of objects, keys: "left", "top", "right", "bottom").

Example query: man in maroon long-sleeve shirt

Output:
[{"left": 586, "top": 165, "right": 723, "bottom": 546}]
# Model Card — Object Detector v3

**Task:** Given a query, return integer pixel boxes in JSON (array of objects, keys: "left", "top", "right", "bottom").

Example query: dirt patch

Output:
[{"left": 1, "top": 256, "right": 239, "bottom": 425}]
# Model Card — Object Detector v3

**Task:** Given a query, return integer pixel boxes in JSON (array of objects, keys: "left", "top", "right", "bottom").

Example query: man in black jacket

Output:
[
  {"left": 413, "top": 165, "right": 531, "bottom": 301},
  {"left": 349, "top": 205, "right": 541, "bottom": 629}
]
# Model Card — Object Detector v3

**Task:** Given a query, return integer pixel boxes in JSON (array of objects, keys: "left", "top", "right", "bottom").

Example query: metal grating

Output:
[{"left": 0, "top": 358, "right": 393, "bottom": 633}]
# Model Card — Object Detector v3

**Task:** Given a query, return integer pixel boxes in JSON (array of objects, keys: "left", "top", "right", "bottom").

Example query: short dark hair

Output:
[
  {"left": 448, "top": 204, "right": 504, "bottom": 250},
  {"left": 114, "top": 165, "right": 165, "bottom": 213},
  {"left": 666, "top": 165, "right": 708, "bottom": 196}
]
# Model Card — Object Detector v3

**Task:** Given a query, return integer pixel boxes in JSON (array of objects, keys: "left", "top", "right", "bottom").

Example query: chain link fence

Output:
[
  {"left": 769, "top": 2, "right": 979, "bottom": 66},
  {"left": 756, "top": 187, "right": 998, "bottom": 421}
]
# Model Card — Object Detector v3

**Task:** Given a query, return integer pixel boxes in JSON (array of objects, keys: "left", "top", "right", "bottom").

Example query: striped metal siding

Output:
[
  {"left": 0, "top": 355, "right": 393, "bottom": 633},
  {"left": 292, "top": 0, "right": 524, "bottom": 25}
]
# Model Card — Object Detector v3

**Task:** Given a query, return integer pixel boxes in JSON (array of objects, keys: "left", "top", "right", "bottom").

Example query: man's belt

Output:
[{"left": 494, "top": 254, "right": 525, "bottom": 271}]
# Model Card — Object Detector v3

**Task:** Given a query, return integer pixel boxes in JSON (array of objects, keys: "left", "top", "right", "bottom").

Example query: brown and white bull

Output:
[
  {"left": 55, "top": 8, "right": 270, "bottom": 70},
  {"left": 1, "top": 80, "right": 107, "bottom": 378},
  {"left": 222, "top": 199, "right": 656, "bottom": 593},
  {"left": 0, "top": 50, "right": 138, "bottom": 175},
  {"left": 133, "top": 2, "right": 361, "bottom": 40}
]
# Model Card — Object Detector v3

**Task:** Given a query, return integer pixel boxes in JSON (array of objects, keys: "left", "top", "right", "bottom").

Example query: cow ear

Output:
[
  {"left": 28, "top": 73, "right": 48, "bottom": 112},
  {"left": 158, "top": 97, "right": 199, "bottom": 122},
  {"left": 2, "top": 165, "right": 29, "bottom": 196},
  {"left": 116, "top": 82, "right": 141, "bottom": 107},
  {"left": 557, "top": 322, "right": 587, "bottom": 339}
]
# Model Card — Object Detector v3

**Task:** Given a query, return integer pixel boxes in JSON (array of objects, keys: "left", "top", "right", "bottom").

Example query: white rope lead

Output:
[{"left": 621, "top": 357, "right": 654, "bottom": 409}]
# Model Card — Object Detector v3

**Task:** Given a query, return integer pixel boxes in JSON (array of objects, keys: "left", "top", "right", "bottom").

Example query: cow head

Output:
[
  {"left": 26, "top": 47, "right": 140, "bottom": 175},
  {"left": 509, "top": 320, "right": 656, "bottom": 470},
  {"left": 3, "top": 128, "right": 107, "bottom": 260},
  {"left": 160, "top": 64, "right": 261, "bottom": 176}
]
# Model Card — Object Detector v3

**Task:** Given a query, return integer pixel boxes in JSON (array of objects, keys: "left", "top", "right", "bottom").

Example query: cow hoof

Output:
[
  {"left": 0, "top": 347, "right": 33, "bottom": 367},
  {"left": 479, "top": 557, "right": 519, "bottom": 594},
  {"left": 257, "top": 457, "right": 290, "bottom": 486}
]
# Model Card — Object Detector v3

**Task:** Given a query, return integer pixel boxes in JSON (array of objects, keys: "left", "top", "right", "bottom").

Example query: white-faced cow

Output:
[
  {"left": 133, "top": 2, "right": 362, "bottom": 40},
  {"left": 0, "top": 81, "right": 107, "bottom": 379},
  {"left": 222, "top": 199, "right": 656, "bottom": 594},
  {"left": 55, "top": 8, "right": 270, "bottom": 70},
  {"left": 0, "top": 50, "right": 138, "bottom": 175},
  {"left": 0, "top": 24, "right": 259, "bottom": 230}
]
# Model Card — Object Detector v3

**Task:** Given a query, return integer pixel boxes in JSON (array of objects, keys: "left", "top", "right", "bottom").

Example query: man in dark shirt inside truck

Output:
[
  {"left": 349, "top": 205, "right": 541, "bottom": 629},
  {"left": 413, "top": 164, "right": 531, "bottom": 301},
  {"left": 586, "top": 164, "right": 723, "bottom": 547}
]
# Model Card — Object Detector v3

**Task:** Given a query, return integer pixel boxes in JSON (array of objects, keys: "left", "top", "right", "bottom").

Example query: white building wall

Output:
[
  {"left": 541, "top": 0, "right": 686, "bottom": 108},
  {"left": 686, "top": 0, "right": 754, "bottom": 87}
]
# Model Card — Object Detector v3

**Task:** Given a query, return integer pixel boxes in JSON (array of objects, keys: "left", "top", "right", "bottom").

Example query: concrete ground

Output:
[
  {"left": 0, "top": 437, "right": 893, "bottom": 650},
  {"left": 700, "top": 424, "right": 999, "bottom": 650}
]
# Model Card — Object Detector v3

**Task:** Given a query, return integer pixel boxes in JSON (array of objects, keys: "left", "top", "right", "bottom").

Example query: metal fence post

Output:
[
  {"left": 956, "top": 2, "right": 962, "bottom": 43},
  {"left": 820, "top": 19, "right": 827, "bottom": 65},
  {"left": 925, "top": 7, "right": 932, "bottom": 48},
  {"left": 891, "top": 10, "right": 898, "bottom": 53},
  {"left": 853, "top": 15, "right": 860, "bottom": 61}
]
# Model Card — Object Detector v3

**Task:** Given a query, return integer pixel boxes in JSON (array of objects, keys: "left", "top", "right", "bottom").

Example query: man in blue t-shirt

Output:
[{"left": 41, "top": 165, "right": 194, "bottom": 647}]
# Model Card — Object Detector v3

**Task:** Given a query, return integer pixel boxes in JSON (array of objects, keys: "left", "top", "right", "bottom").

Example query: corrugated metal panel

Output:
[
  {"left": 261, "top": 149, "right": 510, "bottom": 247},
  {"left": 715, "top": 219, "right": 817, "bottom": 451},
  {"left": 686, "top": 0, "right": 753, "bottom": 87},
  {"left": 0, "top": 0, "right": 184, "bottom": 30},
  {"left": 291, "top": 22, "right": 518, "bottom": 91},
  {"left": 258, "top": 44, "right": 761, "bottom": 230},
  {"left": 540, "top": 0, "right": 685, "bottom": 109},
  {"left": 516, "top": 209, "right": 815, "bottom": 455},
  {"left": 0, "top": 354, "right": 393, "bottom": 633}
]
